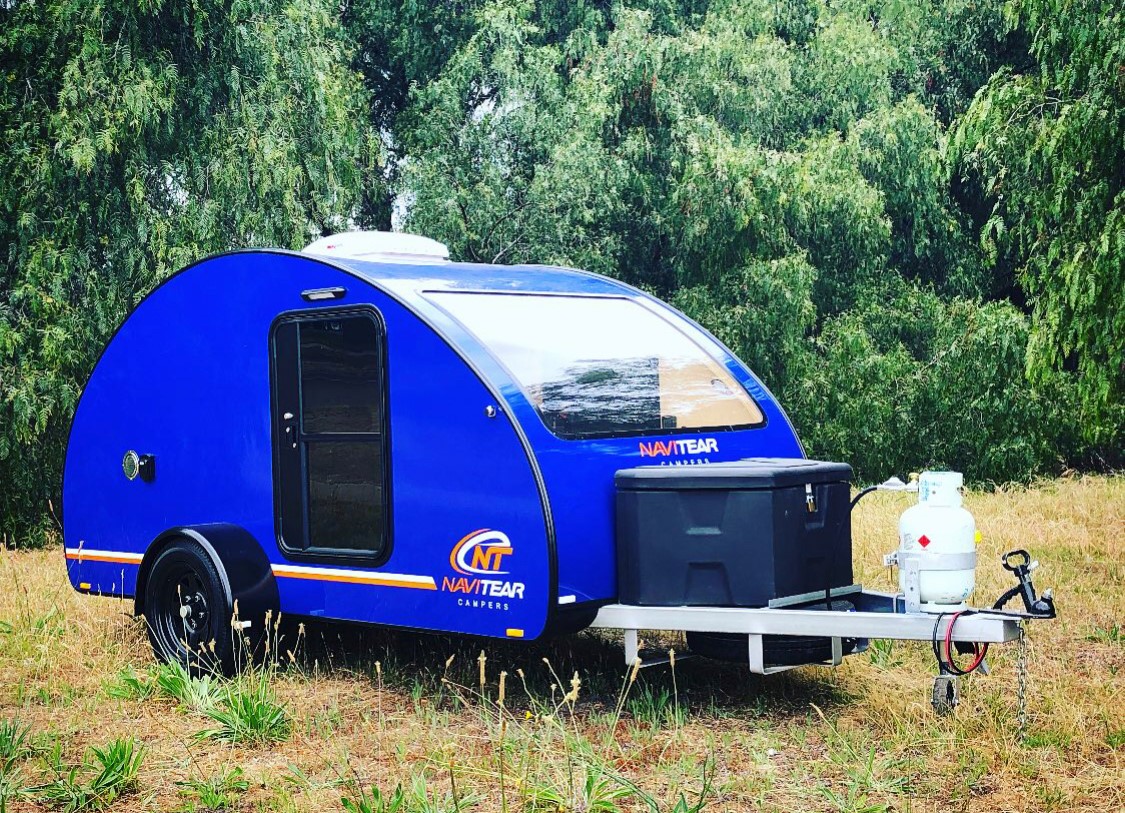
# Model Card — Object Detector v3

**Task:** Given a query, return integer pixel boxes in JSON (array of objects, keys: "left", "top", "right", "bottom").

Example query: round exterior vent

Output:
[{"left": 302, "top": 231, "right": 450, "bottom": 263}]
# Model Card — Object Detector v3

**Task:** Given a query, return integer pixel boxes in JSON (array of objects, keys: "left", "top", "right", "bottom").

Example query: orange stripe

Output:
[
  {"left": 273, "top": 570, "right": 437, "bottom": 590},
  {"left": 65, "top": 552, "right": 142, "bottom": 565}
]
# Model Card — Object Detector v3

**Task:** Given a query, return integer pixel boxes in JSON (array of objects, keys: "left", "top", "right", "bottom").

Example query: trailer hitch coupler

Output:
[{"left": 995, "top": 549, "right": 1056, "bottom": 618}]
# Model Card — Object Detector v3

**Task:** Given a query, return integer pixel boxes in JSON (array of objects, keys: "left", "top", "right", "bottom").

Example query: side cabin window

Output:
[
  {"left": 271, "top": 309, "right": 389, "bottom": 561},
  {"left": 428, "top": 293, "right": 765, "bottom": 440}
]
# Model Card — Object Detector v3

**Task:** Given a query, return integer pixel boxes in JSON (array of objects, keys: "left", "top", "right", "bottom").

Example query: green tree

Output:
[
  {"left": 0, "top": 0, "right": 377, "bottom": 543},
  {"left": 790, "top": 282, "right": 1070, "bottom": 483},
  {"left": 850, "top": 99, "right": 984, "bottom": 297},
  {"left": 951, "top": 0, "right": 1124, "bottom": 445},
  {"left": 1, "top": 0, "right": 1115, "bottom": 542}
]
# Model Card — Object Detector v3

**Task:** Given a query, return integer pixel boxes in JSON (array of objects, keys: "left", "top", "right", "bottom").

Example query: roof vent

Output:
[{"left": 302, "top": 231, "right": 450, "bottom": 263}]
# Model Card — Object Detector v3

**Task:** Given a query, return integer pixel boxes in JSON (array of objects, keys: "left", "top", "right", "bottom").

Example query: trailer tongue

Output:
[{"left": 597, "top": 464, "right": 1057, "bottom": 715}]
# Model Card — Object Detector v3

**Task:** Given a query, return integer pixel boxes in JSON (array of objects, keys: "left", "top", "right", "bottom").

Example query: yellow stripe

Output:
[{"left": 506, "top": 628, "right": 525, "bottom": 638}]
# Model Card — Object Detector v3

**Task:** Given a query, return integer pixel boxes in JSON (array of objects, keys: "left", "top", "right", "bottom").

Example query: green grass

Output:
[
  {"left": 1086, "top": 621, "right": 1124, "bottom": 645},
  {"left": 196, "top": 673, "right": 291, "bottom": 745},
  {"left": 0, "top": 477, "right": 1122, "bottom": 811},
  {"left": 1024, "top": 729, "right": 1074, "bottom": 749},
  {"left": 0, "top": 719, "right": 30, "bottom": 772},
  {"left": 153, "top": 660, "right": 222, "bottom": 711},
  {"left": 103, "top": 664, "right": 155, "bottom": 701},
  {"left": 176, "top": 766, "right": 249, "bottom": 811},
  {"left": 627, "top": 683, "right": 687, "bottom": 730},
  {"left": 36, "top": 736, "right": 144, "bottom": 812},
  {"left": 0, "top": 718, "right": 32, "bottom": 813},
  {"left": 865, "top": 638, "right": 902, "bottom": 668},
  {"left": 340, "top": 782, "right": 406, "bottom": 813}
]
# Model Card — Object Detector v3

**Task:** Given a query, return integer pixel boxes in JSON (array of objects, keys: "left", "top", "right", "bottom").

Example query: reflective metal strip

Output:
[
  {"left": 270, "top": 564, "right": 437, "bottom": 590},
  {"left": 897, "top": 551, "right": 978, "bottom": 571},
  {"left": 590, "top": 598, "right": 1022, "bottom": 644},
  {"left": 64, "top": 548, "right": 144, "bottom": 565}
]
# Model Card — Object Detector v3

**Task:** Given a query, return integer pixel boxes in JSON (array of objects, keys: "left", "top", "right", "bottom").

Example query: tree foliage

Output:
[
  {"left": 0, "top": 0, "right": 377, "bottom": 542},
  {"left": 0, "top": 0, "right": 1119, "bottom": 543},
  {"left": 951, "top": 0, "right": 1123, "bottom": 444}
]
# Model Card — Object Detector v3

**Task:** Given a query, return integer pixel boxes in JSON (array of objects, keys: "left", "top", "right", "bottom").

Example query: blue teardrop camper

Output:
[
  {"left": 64, "top": 231, "right": 1045, "bottom": 697},
  {"left": 63, "top": 232, "right": 802, "bottom": 665}
]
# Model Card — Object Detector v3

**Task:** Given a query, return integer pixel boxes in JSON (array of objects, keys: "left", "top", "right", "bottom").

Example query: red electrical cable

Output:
[{"left": 943, "top": 611, "right": 989, "bottom": 674}]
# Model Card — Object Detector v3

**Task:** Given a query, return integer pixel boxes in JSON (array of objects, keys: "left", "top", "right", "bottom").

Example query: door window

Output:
[{"left": 271, "top": 310, "right": 389, "bottom": 560}]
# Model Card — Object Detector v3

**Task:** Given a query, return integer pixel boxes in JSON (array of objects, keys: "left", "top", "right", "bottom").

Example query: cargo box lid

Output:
[{"left": 615, "top": 457, "right": 853, "bottom": 490}]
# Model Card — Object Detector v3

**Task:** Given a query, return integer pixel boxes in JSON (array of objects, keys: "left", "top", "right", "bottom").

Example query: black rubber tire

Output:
[
  {"left": 685, "top": 600, "right": 859, "bottom": 666},
  {"left": 143, "top": 539, "right": 235, "bottom": 675}
]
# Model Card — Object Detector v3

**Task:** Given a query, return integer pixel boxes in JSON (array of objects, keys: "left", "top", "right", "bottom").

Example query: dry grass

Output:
[{"left": 1, "top": 476, "right": 1122, "bottom": 812}]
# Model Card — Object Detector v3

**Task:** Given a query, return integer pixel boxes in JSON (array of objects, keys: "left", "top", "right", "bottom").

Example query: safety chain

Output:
[{"left": 1016, "top": 620, "right": 1029, "bottom": 736}]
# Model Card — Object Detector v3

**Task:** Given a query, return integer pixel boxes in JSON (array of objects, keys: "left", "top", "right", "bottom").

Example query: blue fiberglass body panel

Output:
[
  {"left": 64, "top": 248, "right": 804, "bottom": 638},
  {"left": 331, "top": 257, "right": 805, "bottom": 608},
  {"left": 63, "top": 251, "right": 552, "bottom": 639}
]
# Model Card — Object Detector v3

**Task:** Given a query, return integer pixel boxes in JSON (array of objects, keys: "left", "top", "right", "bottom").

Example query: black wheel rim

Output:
[{"left": 151, "top": 558, "right": 214, "bottom": 663}]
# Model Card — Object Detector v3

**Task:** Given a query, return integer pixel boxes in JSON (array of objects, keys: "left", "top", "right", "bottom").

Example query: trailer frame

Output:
[{"left": 590, "top": 586, "right": 1022, "bottom": 675}]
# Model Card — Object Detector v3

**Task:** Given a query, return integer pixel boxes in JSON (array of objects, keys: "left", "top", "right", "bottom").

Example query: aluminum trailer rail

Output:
[{"left": 591, "top": 586, "right": 1022, "bottom": 675}]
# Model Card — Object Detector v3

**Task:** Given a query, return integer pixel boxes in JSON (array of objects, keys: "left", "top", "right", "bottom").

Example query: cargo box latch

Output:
[{"left": 805, "top": 483, "right": 816, "bottom": 513}]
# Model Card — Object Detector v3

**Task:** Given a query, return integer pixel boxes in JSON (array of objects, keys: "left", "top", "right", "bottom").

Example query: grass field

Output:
[{"left": 1, "top": 477, "right": 1122, "bottom": 812}]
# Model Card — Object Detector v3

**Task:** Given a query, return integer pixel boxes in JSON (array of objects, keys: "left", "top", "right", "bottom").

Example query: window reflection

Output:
[
  {"left": 430, "top": 293, "right": 764, "bottom": 439},
  {"left": 299, "top": 318, "right": 381, "bottom": 434}
]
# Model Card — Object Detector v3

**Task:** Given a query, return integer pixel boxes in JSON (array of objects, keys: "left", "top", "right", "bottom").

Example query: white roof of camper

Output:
[{"left": 302, "top": 231, "right": 450, "bottom": 263}]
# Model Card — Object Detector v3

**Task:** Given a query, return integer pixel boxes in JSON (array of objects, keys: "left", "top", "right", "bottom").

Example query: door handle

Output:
[{"left": 282, "top": 412, "right": 298, "bottom": 448}]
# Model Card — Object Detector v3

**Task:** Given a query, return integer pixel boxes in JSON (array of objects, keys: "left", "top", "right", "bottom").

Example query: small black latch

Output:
[{"left": 137, "top": 454, "right": 156, "bottom": 483}]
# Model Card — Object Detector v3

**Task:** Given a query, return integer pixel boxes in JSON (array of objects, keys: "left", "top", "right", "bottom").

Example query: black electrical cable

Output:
[
  {"left": 851, "top": 485, "right": 880, "bottom": 510},
  {"left": 931, "top": 611, "right": 989, "bottom": 675},
  {"left": 823, "top": 485, "right": 882, "bottom": 609},
  {"left": 928, "top": 578, "right": 1047, "bottom": 673},
  {"left": 931, "top": 612, "right": 948, "bottom": 665}
]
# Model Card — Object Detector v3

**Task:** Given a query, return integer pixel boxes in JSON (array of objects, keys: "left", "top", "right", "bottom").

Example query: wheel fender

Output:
[{"left": 136, "top": 525, "right": 280, "bottom": 638}]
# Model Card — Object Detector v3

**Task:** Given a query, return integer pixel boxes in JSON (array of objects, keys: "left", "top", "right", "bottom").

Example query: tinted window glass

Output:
[
  {"left": 300, "top": 318, "right": 381, "bottom": 434},
  {"left": 429, "top": 293, "right": 764, "bottom": 439},
  {"left": 305, "top": 441, "right": 384, "bottom": 551}
]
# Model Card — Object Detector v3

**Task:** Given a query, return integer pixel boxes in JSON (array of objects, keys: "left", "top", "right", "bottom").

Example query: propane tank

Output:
[{"left": 897, "top": 471, "right": 977, "bottom": 611}]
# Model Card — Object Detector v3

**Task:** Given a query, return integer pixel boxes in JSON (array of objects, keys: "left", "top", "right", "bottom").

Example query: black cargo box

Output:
[{"left": 615, "top": 458, "right": 853, "bottom": 607}]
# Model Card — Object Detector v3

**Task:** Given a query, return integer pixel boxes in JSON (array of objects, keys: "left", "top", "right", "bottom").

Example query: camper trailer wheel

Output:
[{"left": 144, "top": 539, "right": 234, "bottom": 675}]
